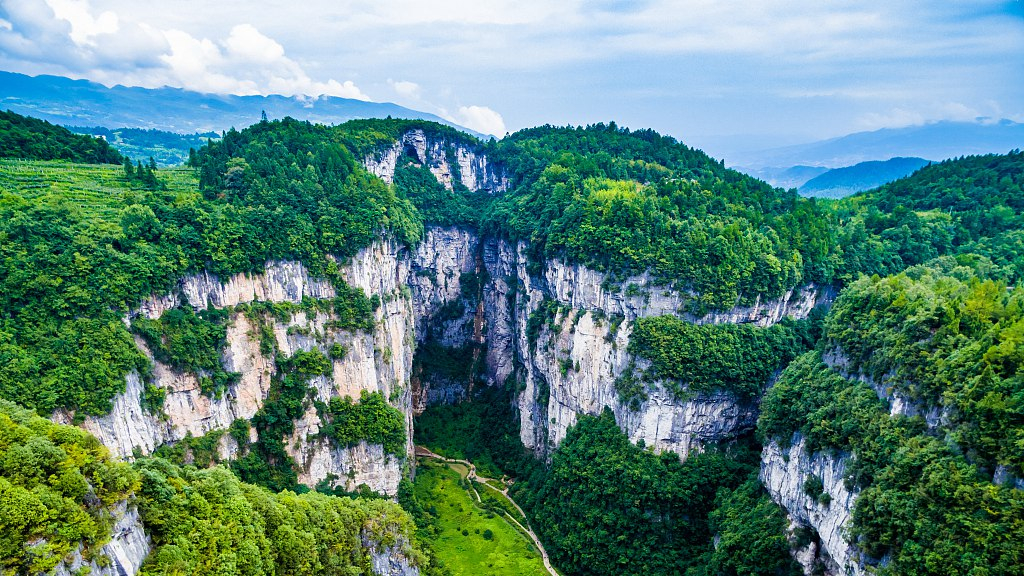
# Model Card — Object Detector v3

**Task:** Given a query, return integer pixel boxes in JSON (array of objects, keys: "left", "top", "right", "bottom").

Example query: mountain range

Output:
[
  {"left": 0, "top": 71, "right": 479, "bottom": 136},
  {"left": 732, "top": 119, "right": 1023, "bottom": 170}
]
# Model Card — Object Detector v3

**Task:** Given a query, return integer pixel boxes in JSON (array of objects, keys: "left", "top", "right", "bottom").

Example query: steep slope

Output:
[
  {"left": 10, "top": 113, "right": 1024, "bottom": 576},
  {"left": 759, "top": 266, "right": 1024, "bottom": 576},
  {"left": 0, "top": 399, "right": 422, "bottom": 576}
]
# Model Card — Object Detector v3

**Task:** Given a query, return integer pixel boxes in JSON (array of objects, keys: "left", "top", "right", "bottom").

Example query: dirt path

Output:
[{"left": 415, "top": 446, "right": 559, "bottom": 576}]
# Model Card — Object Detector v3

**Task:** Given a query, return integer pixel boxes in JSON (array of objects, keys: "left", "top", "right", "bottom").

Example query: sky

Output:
[{"left": 0, "top": 0, "right": 1022, "bottom": 157}]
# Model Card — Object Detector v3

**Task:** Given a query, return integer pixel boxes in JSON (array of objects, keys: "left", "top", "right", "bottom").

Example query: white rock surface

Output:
[
  {"left": 761, "top": 437, "right": 866, "bottom": 576},
  {"left": 54, "top": 501, "right": 149, "bottom": 576},
  {"left": 366, "top": 537, "right": 420, "bottom": 576},
  {"left": 483, "top": 237, "right": 825, "bottom": 457},
  {"left": 60, "top": 229, "right": 480, "bottom": 500},
  {"left": 363, "top": 128, "right": 507, "bottom": 193}
]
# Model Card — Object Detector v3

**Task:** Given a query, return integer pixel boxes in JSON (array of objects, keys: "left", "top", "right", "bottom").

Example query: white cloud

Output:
[
  {"left": 159, "top": 24, "right": 370, "bottom": 98},
  {"left": 856, "top": 101, "right": 998, "bottom": 130},
  {"left": 45, "top": 0, "right": 116, "bottom": 45},
  {"left": 388, "top": 79, "right": 422, "bottom": 99},
  {"left": 451, "top": 105, "right": 506, "bottom": 136},
  {"left": 0, "top": 0, "right": 369, "bottom": 98}
]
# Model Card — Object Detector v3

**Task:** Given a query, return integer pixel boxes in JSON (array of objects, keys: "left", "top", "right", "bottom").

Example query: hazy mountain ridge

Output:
[
  {"left": 0, "top": 71, "right": 479, "bottom": 136},
  {"left": 734, "top": 119, "right": 1024, "bottom": 169},
  {"left": 799, "top": 156, "right": 932, "bottom": 198}
]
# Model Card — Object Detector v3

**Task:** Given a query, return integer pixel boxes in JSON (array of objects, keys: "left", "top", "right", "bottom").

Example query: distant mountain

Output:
[
  {"left": 0, "top": 71, "right": 478, "bottom": 136},
  {"left": 799, "top": 157, "right": 932, "bottom": 198},
  {"left": 735, "top": 120, "right": 1024, "bottom": 169}
]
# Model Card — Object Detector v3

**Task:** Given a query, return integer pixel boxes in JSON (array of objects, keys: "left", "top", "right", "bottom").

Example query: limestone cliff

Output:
[
  {"left": 363, "top": 128, "right": 507, "bottom": 193},
  {"left": 481, "top": 237, "right": 828, "bottom": 458},
  {"left": 761, "top": 437, "right": 866, "bottom": 576},
  {"left": 56, "top": 229, "right": 474, "bottom": 498},
  {"left": 53, "top": 501, "right": 150, "bottom": 576}
]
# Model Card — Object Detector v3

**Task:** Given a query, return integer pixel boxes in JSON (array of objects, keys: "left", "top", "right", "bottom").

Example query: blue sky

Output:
[{"left": 0, "top": 0, "right": 1021, "bottom": 157}]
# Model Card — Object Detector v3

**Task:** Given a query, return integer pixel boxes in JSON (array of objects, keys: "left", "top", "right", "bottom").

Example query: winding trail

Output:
[{"left": 415, "top": 446, "right": 559, "bottom": 576}]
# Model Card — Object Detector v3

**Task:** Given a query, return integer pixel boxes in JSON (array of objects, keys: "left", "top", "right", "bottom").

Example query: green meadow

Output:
[{"left": 414, "top": 460, "right": 548, "bottom": 576}]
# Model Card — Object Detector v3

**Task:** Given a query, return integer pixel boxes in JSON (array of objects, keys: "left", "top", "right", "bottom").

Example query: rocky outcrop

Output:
[
  {"left": 54, "top": 501, "right": 149, "bottom": 576},
  {"left": 541, "top": 252, "right": 828, "bottom": 326},
  {"left": 761, "top": 437, "right": 866, "bottom": 576},
  {"left": 482, "top": 237, "right": 825, "bottom": 457},
  {"left": 363, "top": 129, "right": 508, "bottom": 193},
  {"left": 366, "top": 538, "right": 420, "bottom": 576},
  {"left": 58, "top": 229, "right": 480, "bottom": 499},
  {"left": 136, "top": 260, "right": 336, "bottom": 320},
  {"left": 287, "top": 402, "right": 404, "bottom": 495},
  {"left": 822, "top": 349, "right": 944, "bottom": 429},
  {"left": 408, "top": 227, "right": 480, "bottom": 345}
]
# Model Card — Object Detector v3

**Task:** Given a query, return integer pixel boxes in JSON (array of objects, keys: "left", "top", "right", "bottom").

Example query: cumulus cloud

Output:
[
  {"left": 388, "top": 79, "right": 422, "bottom": 99},
  {"left": 0, "top": 0, "right": 368, "bottom": 98},
  {"left": 856, "top": 101, "right": 1000, "bottom": 131},
  {"left": 451, "top": 105, "right": 506, "bottom": 136},
  {"left": 159, "top": 24, "right": 370, "bottom": 98}
]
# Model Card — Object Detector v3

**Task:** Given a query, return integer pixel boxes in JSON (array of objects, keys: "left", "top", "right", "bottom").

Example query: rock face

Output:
[
  {"left": 58, "top": 228, "right": 478, "bottom": 499},
  {"left": 761, "top": 437, "right": 865, "bottom": 576},
  {"left": 363, "top": 128, "right": 508, "bottom": 193},
  {"left": 482, "top": 237, "right": 828, "bottom": 457},
  {"left": 822, "top": 348, "right": 944, "bottom": 429},
  {"left": 367, "top": 540, "right": 420, "bottom": 576},
  {"left": 54, "top": 501, "right": 150, "bottom": 576}
]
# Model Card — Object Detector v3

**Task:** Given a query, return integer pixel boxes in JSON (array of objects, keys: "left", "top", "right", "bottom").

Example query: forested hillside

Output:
[
  {"left": 0, "top": 110, "right": 123, "bottom": 163},
  {"left": 486, "top": 124, "right": 839, "bottom": 313},
  {"left": 760, "top": 265, "right": 1024, "bottom": 575},
  {"left": 2, "top": 110, "right": 1023, "bottom": 576},
  {"left": 0, "top": 399, "right": 422, "bottom": 575},
  {"left": 833, "top": 151, "right": 1024, "bottom": 282}
]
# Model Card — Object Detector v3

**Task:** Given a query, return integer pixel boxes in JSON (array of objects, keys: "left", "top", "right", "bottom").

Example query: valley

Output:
[{"left": 0, "top": 111, "right": 1022, "bottom": 576}]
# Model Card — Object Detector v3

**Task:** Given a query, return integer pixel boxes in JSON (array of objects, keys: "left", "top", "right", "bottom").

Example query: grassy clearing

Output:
[{"left": 414, "top": 461, "right": 548, "bottom": 576}]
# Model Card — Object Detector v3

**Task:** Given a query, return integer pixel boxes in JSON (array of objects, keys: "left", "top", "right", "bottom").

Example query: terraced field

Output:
[{"left": 0, "top": 159, "right": 199, "bottom": 219}]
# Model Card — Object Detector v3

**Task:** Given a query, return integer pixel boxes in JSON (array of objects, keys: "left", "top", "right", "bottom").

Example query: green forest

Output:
[
  {"left": 2, "top": 109, "right": 1023, "bottom": 576},
  {"left": 0, "top": 399, "right": 421, "bottom": 576},
  {"left": 484, "top": 124, "right": 839, "bottom": 313}
]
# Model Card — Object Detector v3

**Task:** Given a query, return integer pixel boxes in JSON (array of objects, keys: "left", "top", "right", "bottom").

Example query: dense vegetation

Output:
[
  {"left": 416, "top": 397, "right": 800, "bottom": 576},
  {"left": 335, "top": 118, "right": 481, "bottom": 158},
  {"left": 5, "top": 107, "right": 1024, "bottom": 576},
  {"left": 0, "top": 398, "right": 422, "bottom": 576},
  {"left": 833, "top": 151, "right": 1024, "bottom": 283},
  {"left": 135, "top": 457, "right": 418, "bottom": 576},
  {"left": 485, "top": 124, "right": 839, "bottom": 312},
  {"left": 393, "top": 161, "right": 490, "bottom": 228},
  {"left": 320, "top": 391, "right": 407, "bottom": 456},
  {"left": 414, "top": 385, "right": 526, "bottom": 479},
  {"left": 520, "top": 411, "right": 798, "bottom": 576},
  {"left": 622, "top": 314, "right": 821, "bottom": 404},
  {"left": 190, "top": 117, "right": 423, "bottom": 269},
  {"left": 0, "top": 110, "right": 122, "bottom": 164},
  {"left": 0, "top": 399, "right": 139, "bottom": 574},
  {"left": 824, "top": 266, "right": 1024, "bottom": 473},
  {"left": 132, "top": 306, "right": 239, "bottom": 397},
  {"left": 759, "top": 265, "right": 1024, "bottom": 575},
  {"left": 0, "top": 115, "right": 419, "bottom": 417}
]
